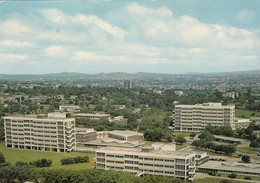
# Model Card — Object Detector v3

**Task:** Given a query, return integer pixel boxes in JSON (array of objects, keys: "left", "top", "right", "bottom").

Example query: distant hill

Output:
[{"left": 0, "top": 69, "right": 259, "bottom": 80}]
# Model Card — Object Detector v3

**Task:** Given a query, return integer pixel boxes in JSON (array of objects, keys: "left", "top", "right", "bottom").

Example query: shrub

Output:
[
  {"left": 60, "top": 156, "right": 89, "bottom": 165},
  {"left": 208, "top": 171, "right": 216, "bottom": 176},
  {"left": 228, "top": 173, "right": 237, "bottom": 178},
  {"left": 30, "top": 158, "right": 52, "bottom": 167},
  {"left": 15, "top": 161, "right": 28, "bottom": 166},
  {"left": 244, "top": 176, "right": 251, "bottom": 180},
  {"left": 220, "top": 180, "right": 232, "bottom": 183}
]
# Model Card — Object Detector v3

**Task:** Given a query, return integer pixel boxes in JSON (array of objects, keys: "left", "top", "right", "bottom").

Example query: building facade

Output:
[
  {"left": 4, "top": 113, "right": 76, "bottom": 152},
  {"left": 173, "top": 103, "right": 235, "bottom": 132},
  {"left": 75, "top": 128, "right": 97, "bottom": 146},
  {"left": 96, "top": 146, "right": 196, "bottom": 182},
  {"left": 73, "top": 113, "right": 110, "bottom": 120}
]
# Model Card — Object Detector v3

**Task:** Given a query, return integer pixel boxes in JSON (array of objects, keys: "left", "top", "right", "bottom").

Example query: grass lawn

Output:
[
  {"left": 237, "top": 146, "right": 260, "bottom": 154},
  {"left": 176, "top": 144, "right": 186, "bottom": 150},
  {"left": 235, "top": 109, "right": 260, "bottom": 118},
  {"left": 194, "top": 178, "right": 250, "bottom": 183},
  {"left": 0, "top": 143, "right": 95, "bottom": 170},
  {"left": 173, "top": 132, "right": 193, "bottom": 137}
]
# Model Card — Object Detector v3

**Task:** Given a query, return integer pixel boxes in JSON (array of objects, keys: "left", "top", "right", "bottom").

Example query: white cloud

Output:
[
  {"left": 0, "top": 40, "right": 32, "bottom": 47},
  {"left": 41, "top": 9, "right": 128, "bottom": 40},
  {"left": 45, "top": 45, "right": 68, "bottom": 58},
  {"left": 0, "top": 53, "right": 27, "bottom": 63},
  {"left": 1, "top": 20, "right": 32, "bottom": 36},
  {"left": 73, "top": 51, "right": 127, "bottom": 63}
]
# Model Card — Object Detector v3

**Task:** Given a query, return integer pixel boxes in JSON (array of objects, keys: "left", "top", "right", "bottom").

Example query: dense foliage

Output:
[
  {"left": 60, "top": 156, "right": 89, "bottom": 165},
  {"left": 15, "top": 158, "right": 52, "bottom": 168},
  {"left": 0, "top": 165, "right": 185, "bottom": 183}
]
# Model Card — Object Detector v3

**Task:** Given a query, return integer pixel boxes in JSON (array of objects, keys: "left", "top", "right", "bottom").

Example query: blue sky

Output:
[{"left": 0, "top": 0, "right": 259, "bottom": 74}]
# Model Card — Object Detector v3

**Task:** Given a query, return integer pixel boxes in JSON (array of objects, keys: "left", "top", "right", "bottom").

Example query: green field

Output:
[
  {"left": 194, "top": 178, "right": 251, "bottom": 183},
  {"left": 237, "top": 146, "right": 260, "bottom": 154},
  {"left": 173, "top": 132, "right": 193, "bottom": 137},
  {"left": 176, "top": 145, "right": 186, "bottom": 150},
  {"left": 0, "top": 143, "right": 95, "bottom": 170},
  {"left": 235, "top": 109, "right": 260, "bottom": 118}
]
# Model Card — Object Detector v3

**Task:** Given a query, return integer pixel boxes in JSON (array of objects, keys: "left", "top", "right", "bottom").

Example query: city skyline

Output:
[{"left": 0, "top": 0, "right": 259, "bottom": 74}]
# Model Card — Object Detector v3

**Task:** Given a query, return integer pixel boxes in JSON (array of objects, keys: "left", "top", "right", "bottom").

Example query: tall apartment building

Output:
[
  {"left": 173, "top": 103, "right": 235, "bottom": 132},
  {"left": 4, "top": 113, "right": 76, "bottom": 152},
  {"left": 124, "top": 80, "right": 134, "bottom": 89},
  {"left": 96, "top": 145, "right": 196, "bottom": 182}
]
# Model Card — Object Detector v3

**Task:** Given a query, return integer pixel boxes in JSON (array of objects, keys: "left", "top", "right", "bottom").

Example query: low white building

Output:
[
  {"left": 59, "top": 104, "right": 80, "bottom": 113},
  {"left": 73, "top": 113, "right": 110, "bottom": 120},
  {"left": 234, "top": 118, "right": 251, "bottom": 129},
  {"left": 107, "top": 130, "right": 143, "bottom": 141},
  {"left": 96, "top": 146, "right": 196, "bottom": 181}
]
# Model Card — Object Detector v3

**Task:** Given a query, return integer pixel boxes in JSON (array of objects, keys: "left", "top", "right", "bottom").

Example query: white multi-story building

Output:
[
  {"left": 173, "top": 103, "right": 235, "bottom": 132},
  {"left": 59, "top": 104, "right": 80, "bottom": 113},
  {"left": 73, "top": 113, "right": 111, "bottom": 120},
  {"left": 96, "top": 145, "right": 196, "bottom": 182},
  {"left": 4, "top": 113, "right": 76, "bottom": 152}
]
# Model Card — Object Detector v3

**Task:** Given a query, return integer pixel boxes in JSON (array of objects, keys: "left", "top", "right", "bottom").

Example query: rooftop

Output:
[
  {"left": 198, "top": 161, "right": 260, "bottom": 173},
  {"left": 176, "top": 103, "right": 235, "bottom": 108},
  {"left": 96, "top": 146, "right": 195, "bottom": 159},
  {"left": 108, "top": 130, "right": 143, "bottom": 137}
]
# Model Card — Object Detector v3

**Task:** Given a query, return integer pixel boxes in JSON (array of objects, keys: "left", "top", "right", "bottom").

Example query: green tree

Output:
[
  {"left": 0, "top": 152, "right": 6, "bottom": 164},
  {"left": 241, "top": 155, "right": 250, "bottom": 163},
  {"left": 198, "top": 131, "right": 215, "bottom": 141},
  {"left": 175, "top": 135, "right": 186, "bottom": 145},
  {"left": 189, "top": 133, "right": 196, "bottom": 139}
]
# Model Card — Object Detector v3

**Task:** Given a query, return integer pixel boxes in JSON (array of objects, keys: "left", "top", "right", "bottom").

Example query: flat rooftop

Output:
[
  {"left": 96, "top": 147, "right": 195, "bottom": 159},
  {"left": 84, "top": 139, "right": 142, "bottom": 148},
  {"left": 175, "top": 103, "right": 235, "bottom": 108},
  {"left": 198, "top": 161, "right": 260, "bottom": 173},
  {"left": 4, "top": 115, "right": 74, "bottom": 121},
  {"left": 214, "top": 135, "right": 247, "bottom": 143},
  {"left": 108, "top": 130, "right": 143, "bottom": 137},
  {"left": 73, "top": 113, "right": 110, "bottom": 117}
]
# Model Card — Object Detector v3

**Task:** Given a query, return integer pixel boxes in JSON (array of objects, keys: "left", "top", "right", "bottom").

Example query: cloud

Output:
[
  {"left": 72, "top": 51, "right": 127, "bottom": 64},
  {"left": 1, "top": 20, "right": 32, "bottom": 36},
  {"left": 41, "top": 9, "right": 128, "bottom": 40},
  {"left": 45, "top": 45, "right": 68, "bottom": 58},
  {"left": 0, "top": 2, "right": 259, "bottom": 74},
  {"left": 0, "top": 53, "right": 27, "bottom": 63},
  {"left": 0, "top": 40, "right": 33, "bottom": 47}
]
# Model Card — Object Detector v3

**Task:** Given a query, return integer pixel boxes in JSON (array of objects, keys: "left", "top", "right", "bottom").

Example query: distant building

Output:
[
  {"left": 173, "top": 103, "right": 235, "bottom": 132},
  {"left": 111, "top": 105, "right": 126, "bottom": 110},
  {"left": 4, "top": 113, "right": 76, "bottom": 152},
  {"left": 175, "top": 90, "right": 184, "bottom": 96},
  {"left": 59, "top": 104, "right": 80, "bottom": 113},
  {"left": 109, "top": 116, "right": 127, "bottom": 124},
  {"left": 73, "top": 113, "right": 110, "bottom": 120},
  {"left": 96, "top": 145, "right": 196, "bottom": 181},
  {"left": 222, "top": 92, "right": 238, "bottom": 99},
  {"left": 124, "top": 80, "right": 134, "bottom": 89},
  {"left": 88, "top": 104, "right": 96, "bottom": 109}
]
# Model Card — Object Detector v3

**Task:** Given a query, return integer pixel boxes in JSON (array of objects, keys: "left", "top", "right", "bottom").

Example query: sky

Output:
[{"left": 0, "top": 0, "right": 259, "bottom": 74}]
